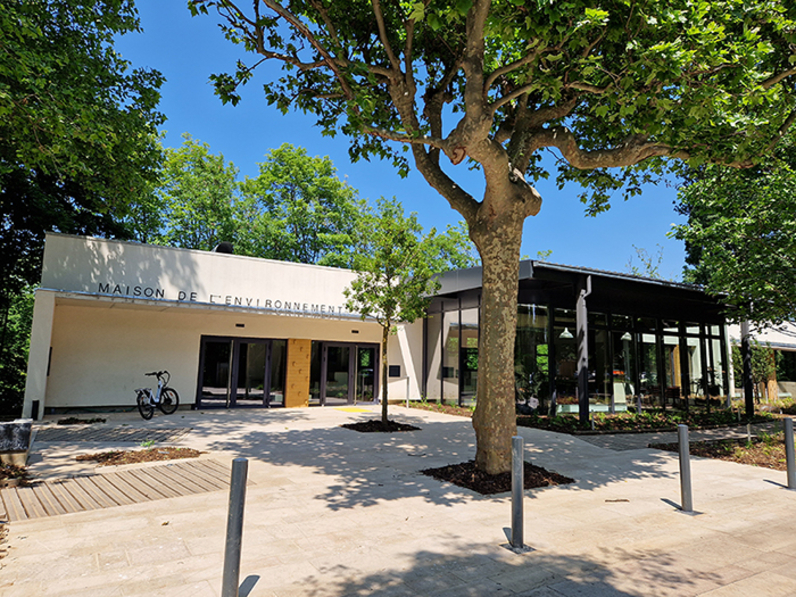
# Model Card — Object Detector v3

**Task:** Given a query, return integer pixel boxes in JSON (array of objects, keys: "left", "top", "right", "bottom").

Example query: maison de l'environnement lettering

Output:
[{"left": 22, "top": 233, "right": 748, "bottom": 420}]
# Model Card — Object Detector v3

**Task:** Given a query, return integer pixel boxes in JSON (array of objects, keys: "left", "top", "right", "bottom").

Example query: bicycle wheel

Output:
[
  {"left": 159, "top": 387, "right": 179, "bottom": 414},
  {"left": 137, "top": 392, "right": 154, "bottom": 420}
]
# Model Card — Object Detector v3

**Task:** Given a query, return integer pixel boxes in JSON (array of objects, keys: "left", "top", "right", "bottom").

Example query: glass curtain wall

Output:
[
  {"left": 424, "top": 298, "right": 727, "bottom": 414},
  {"left": 460, "top": 308, "right": 479, "bottom": 405},
  {"left": 515, "top": 305, "right": 550, "bottom": 413}
]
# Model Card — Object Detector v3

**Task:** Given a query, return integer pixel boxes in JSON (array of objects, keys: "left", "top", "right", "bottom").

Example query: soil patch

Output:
[
  {"left": 421, "top": 460, "right": 575, "bottom": 495},
  {"left": 75, "top": 446, "right": 204, "bottom": 466},
  {"left": 341, "top": 420, "right": 420, "bottom": 433},
  {"left": 0, "top": 463, "right": 30, "bottom": 488},
  {"left": 408, "top": 402, "right": 473, "bottom": 418},
  {"left": 650, "top": 434, "right": 788, "bottom": 470},
  {"left": 57, "top": 417, "right": 107, "bottom": 425}
]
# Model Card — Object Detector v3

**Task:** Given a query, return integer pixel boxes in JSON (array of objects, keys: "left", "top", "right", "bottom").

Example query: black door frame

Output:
[
  {"left": 196, "top": 335, "right": 284, "bottom": 409},
  {"left": 315, "top": 341, "right": 380, "bottom": 406}
]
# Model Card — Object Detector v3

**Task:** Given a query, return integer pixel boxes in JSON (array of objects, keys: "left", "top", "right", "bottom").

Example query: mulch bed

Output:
[
  {"left": 57, "top": 417, "right": 107, "bottom": 425},
  {"left": 650, "top": 436, "right": 789, "bottom": 471},
  {"left": 408, "top": 402, "right": 473, "bottom": 418},
  {"left": 0, "top": 463, "right": 31, "bottom": 488},
  {"left": 421, "top": 460, "right": 575, "bottom": 495},
  {"left": 341, "top": 420, "right": 420, "bottom": 433},
  {"left": 75, "top": 446, "right": 204, "bottom": 466}
]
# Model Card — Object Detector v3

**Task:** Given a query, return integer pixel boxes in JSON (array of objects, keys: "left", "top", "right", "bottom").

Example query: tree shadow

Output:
[
  {"left": 194, "top": 411, "right": 680, "bottom": 510},
  {"left": 263, "top": 542, "right": 727, "bottom": 596}
]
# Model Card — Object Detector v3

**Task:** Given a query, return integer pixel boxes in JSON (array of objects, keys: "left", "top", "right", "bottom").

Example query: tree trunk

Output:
[
  {"left": 381, "top": 323, "right": 389, "bottom": 425},
  {"left": 470, "top": 210, "right": 524, "bottom": 474}
]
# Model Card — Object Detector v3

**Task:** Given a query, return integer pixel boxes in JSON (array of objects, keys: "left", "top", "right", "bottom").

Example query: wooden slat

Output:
[
  {"left": 73, "top": 476, "right": 118, "bottom": 508},
  {"left": 46, "top": 480, "right": 84, "bottom": 514},
  {"left": 30, "top": 483, "right": 68, "bottom": 516},
  {"left": 15, "top": 486, "right": 47, "bottom": 518},
  {"left": 168, "top": 465, "right": 223, "bottom": 492},
  {"left": 114, "top": 470, "right": 164, "bottom": 501},
  {"left": 101, "top": 472, "right": 153, "bottom": 503},
  {"left": 159, "top": 464, "right": 218, "bottom": 494},
  {"left": 1, "top": 488, "right": 28, "bottom": 522},
  {"left": 126, "top": 469, "right": 180, "bottom": 499},
  {"left": 59, "top": 479, "right": 101, "bottom": 510},
  {"left": 192, "top": 460, "right": 232, "bottom": 483},
  {"left": 174, "top": 462, "right": 227, "bottom": 490},
  {"left": 89, "top": 474, "right": 136, "bottom": 506},
  {"left": 143, "top": 466, "right": 196, "bottom": 496}
]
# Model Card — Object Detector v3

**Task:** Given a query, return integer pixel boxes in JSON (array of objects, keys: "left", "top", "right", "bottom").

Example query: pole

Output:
[
  {"left": 222, "top": 458, "right": 248, "bottom": 597},
  {"left": 785, "top": 418, "right": 796, "bottom": 490},
  {"left": 406, "top": 376, "right": 410, "bottom": 408},
  {"left": 678, "top": 424, "right": 693, "bottom": 512},
  {"left": 511, "top": 436, "right": 524, "bottom": 549}
]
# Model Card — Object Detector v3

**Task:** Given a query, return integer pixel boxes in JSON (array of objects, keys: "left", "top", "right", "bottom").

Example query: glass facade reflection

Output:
[{"left": 423, "top": 263, "right": 729, "bottom": 413}]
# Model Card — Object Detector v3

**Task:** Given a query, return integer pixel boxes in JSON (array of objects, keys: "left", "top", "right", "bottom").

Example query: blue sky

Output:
[{"left": 115, "top": 2, "right": 688, "bottom": 279}]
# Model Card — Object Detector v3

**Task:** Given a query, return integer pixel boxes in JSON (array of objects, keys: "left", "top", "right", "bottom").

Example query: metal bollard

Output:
[
  {"left": 222, "top": 458, "right": 249, "bottom": 597},
  {"left": 511, "top": 436, "right": 524, "bottom": 549},
  {"left": 678, "top": 424, "right": 693, "bottom": 512},
  {"left": 785, "top": 419, "right": 796, "bottom": 490}
]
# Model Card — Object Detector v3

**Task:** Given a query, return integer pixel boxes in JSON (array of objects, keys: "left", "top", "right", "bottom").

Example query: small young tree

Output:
[{"left": 344, "top": 198, "right": 443, "bottom": 425}]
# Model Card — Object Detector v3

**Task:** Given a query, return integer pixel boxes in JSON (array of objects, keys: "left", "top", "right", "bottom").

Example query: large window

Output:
[{"left": 515, "top": 305, "right": 550, "bottom": 412}]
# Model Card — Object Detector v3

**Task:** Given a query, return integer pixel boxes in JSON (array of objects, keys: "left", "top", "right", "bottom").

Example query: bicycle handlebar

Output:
[{"left": 144, "top": 370, "right": 170, "bottom": 380}]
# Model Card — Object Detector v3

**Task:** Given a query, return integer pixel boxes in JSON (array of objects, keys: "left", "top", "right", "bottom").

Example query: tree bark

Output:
[{"left": 469, "top": 203, "right": 525, "bottom": 474}]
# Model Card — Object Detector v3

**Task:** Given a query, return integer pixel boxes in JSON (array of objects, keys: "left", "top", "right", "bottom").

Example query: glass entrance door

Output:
[
  {"left": 197, "top": 336, "right": 286, "bottom": 408},
  {"left": 200, "top": 339, "right": 233, "bottom": 407},
  {"left": 309, "top": 341, "right": 380, "bottom": 406}
]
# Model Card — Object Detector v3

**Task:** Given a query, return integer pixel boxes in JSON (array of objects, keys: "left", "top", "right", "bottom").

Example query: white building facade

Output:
[{"left": 22, "top": 233, "right": 423, "bottom": 418}]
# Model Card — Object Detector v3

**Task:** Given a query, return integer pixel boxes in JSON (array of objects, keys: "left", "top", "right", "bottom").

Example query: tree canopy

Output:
[
  {"left": 344, "top": 197, "right": 447, "bottom": 424},
  {"left": 674, "top": 137, "right": 796, "bottom": 325},
  {"left": 191, "top": 0, "right": 796, "bottom": 471},
  {"left": 0, "top": 0, "right": 165, "bottom": 416}
]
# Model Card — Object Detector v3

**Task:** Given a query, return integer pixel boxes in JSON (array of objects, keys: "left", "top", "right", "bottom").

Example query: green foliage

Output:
[
  {"left": 0, "top": 0, "right": 163, "bottom": 417},
  {"left": 344, "top": 198, "right": 450, "bottom": 421},
  {"left": 195, "top": 0, "right": 796, "bottom": 210},
  {"left": 731, "top": 340, "right": 777, "bottom": 394},
  {"left": 345, "top": 197, "right": 443, "bottom": 329},
  {"left": 135, "top": 134, "right": 242, "bottom": 251},
  {"left": 0, "top": 287, "right": 34, "bottom": 417},
  {"left": 674, "top": 137, "right": 796, "bottom": 324},
  {"left": 238, "top": 144, "right": 364, "bottom": 267}
]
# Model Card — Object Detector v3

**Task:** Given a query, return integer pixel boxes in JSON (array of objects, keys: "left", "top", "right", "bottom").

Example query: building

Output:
[
  {"left": 22, "top": 233, "right": 422, "bottom": 418},
  {"left": 23, "top": 234, "right": 733, "bottom": 420}
]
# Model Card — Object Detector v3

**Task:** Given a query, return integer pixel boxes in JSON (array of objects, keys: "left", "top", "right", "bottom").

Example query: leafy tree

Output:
[
  {"left": 344, "top": 198, "right": 444, "bottom": 425},
  {"left": 137, "top": 134, "right": 242, "bottom": 251},
  {"left": 731, "top": 340, "right": 777, "bottom": 402},
  {"left": 674, "top": 138, "right": 796, "bottom": 325},
  {"left": 0, "top": 0, "right": 164, "bottom": 416},
  {"left": 238, "top": 144, "right": 364, "bottom": 267},
  {"left": 195, "top": 0, "right": 796, "bottom": 472}
]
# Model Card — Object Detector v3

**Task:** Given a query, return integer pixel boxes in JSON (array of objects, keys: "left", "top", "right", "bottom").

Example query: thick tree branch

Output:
[
  {"left": 529, "top": 128, "right": 690, "bottom": 168},
  {"left": 261, "top": 0, "right": 355, "bottom": 99},
  {"left": 484, "top": 46, "right": 544, "bottom": 93},
  {"left": 761, "top": 67, "right": 796, "bottom": 90},
  {"left": 363, "top": 127, "right": 446, "bottom": 148},
  {"left": 371, "top": 0, "right": 401, "bottom": 73}
]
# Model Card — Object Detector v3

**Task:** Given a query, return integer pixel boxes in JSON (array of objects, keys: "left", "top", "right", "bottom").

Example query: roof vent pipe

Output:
[{"left": 212, "top": 242, "right": 234, "bottom": 254}]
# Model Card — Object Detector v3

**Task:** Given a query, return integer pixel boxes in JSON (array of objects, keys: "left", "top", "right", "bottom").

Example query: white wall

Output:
[
  {"left": 42, "top": 232, "right": 360, "bottom": 318},
  {"left": 26, "top": 234, "right": 427, "bottom": 414}
]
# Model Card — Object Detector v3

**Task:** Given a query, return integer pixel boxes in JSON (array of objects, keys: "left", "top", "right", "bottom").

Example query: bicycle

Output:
[{"left": 135, "top": 370, "right": 180, "bottom": 420}]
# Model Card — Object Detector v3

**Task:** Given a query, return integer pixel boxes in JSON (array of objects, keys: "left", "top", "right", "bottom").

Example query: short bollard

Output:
[
  {"left": 678, "top": 424, "right": 693, "bottom": 513},
  {"left": 785, "top": 418, "right": 796, "bottom": 490},
  {"left": 511, "top": 436, "right": 524, "bottom": 549},
  {"left": 222, "top": 458, "right": 248, "bottom": 597}
]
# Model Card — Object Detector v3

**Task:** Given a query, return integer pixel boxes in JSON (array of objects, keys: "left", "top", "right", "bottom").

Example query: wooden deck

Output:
[{"left": 0, "top": 459, "right": 239, "bottom": 522}]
